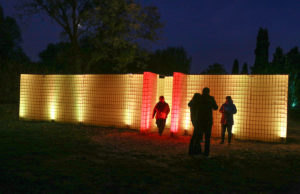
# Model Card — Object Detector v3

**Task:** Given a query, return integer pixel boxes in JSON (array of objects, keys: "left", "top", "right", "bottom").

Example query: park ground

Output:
[{"left": 1, "top": 104, "right": 300, "bottom": 193}]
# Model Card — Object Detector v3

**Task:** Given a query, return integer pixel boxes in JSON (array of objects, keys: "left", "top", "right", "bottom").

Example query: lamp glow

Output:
[
  {"left": 19, "top": 75, "right": 27, "bottom": 118},
  {"left": 50, "top": 102, "right": 56, "bottom": 120},
  {"left": 125, "top": 77, "right": 132, "bottom": 126},
  {"left": 280, "top": 126, "right": 287, "bottom": 138},
  {"left": 75, "top": 75, "right": 84, "bottom": 123},
  {"left": 184, "top": 111, "right": 190, "bottom": 130}
]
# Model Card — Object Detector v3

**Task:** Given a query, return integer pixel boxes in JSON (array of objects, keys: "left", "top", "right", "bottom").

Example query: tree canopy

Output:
[
  {"left": 231, "top": 59, "right": 239, "bottom": 74},
  {"left": 241, "top": 63, "right": 248, "bottom": 74},
  {"left": 19, "top": 0, "right": 163, "bottom": 73},
  {"left": 147, "top": 47, "right": 191, "bottom": 76},
  {"left": 0, "top": 5, "right": 30, "bottom": 103},
  {"left": 202, "top": 63, "right": 227, "bottom": 74},
  {"left": 251, "top": 28, "right": 270, "bottom": 74}
]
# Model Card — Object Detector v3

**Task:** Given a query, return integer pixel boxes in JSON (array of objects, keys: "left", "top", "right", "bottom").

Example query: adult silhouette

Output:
[
  {"left": 191, "top": 87, "right": 218, "bottom": 157},
  {"left": 188, "top": 93, "right": 202, "bottom": 155}
]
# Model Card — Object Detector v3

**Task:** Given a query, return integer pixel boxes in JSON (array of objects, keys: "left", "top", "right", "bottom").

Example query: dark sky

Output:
[{"left": 2, "top": 0, "right": 300, "bottom": 73}]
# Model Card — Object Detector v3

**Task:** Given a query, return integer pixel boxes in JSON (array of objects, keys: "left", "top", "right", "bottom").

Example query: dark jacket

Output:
[
  {"left": 219, "top": 100, "right": 237, "bottom": 125},
  {"left": 152, "top": 102, "right": 170, "bottom": 120},
  {"left": 198, "top": 94, "right": 218, "bottom": 125},
  {"left": 188, "top": 93, "right": 202, "bottom": 127}
]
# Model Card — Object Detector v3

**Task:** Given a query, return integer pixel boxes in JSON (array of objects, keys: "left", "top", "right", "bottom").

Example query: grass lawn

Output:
[{"left": 1, "top": 104, "right": 300, "bottom": 193}]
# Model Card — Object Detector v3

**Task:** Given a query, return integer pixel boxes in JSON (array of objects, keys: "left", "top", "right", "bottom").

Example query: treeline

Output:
[
  {"left": 0, "top": 1, "right": 190, "bottom": 103},
  {"left": 0, "top": 1, "right": 299, "bottom": 107},
  {"left": 206, "top": 28, "right": 300, "bottom": 108}
]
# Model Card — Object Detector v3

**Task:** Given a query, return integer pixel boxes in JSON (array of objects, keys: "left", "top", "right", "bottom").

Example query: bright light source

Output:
[
  {"left": 280, "top": 126, "right": 287, "bottom": 138},
  {"left": 50, "top": 103, "right": 56, "bottom": 120}
]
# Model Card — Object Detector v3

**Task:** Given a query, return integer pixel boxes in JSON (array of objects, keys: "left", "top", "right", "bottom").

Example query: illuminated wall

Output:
[
  {"left": 19, "top": 73, "right": 288, "bottom": 142},
  {"left": 183, "top": 75, "right": 288, "bottom": 142},
  {"left": 20, "top": 74, "right": 144, "bottom": 129}
]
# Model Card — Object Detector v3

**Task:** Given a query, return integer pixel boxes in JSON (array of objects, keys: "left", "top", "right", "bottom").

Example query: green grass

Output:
[{"left": 1, "top": 104, "right": 300, "bottom": 193}]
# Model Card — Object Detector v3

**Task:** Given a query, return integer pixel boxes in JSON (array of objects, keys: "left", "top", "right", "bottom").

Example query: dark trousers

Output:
[
  {"left": 189, "top": 125, "right": 202, "bottom": 155},
  {"left": 189, "top": 123, "right": 212, "bottom": 156},
  {"left": 156, "top": 119, "right": 166, "bottom": 135},
  {"left": 221, "top": 124, "right": 232, "bottom": 143}
]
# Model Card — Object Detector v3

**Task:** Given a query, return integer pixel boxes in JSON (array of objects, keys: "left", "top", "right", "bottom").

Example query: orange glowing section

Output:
[
  {"left": 170, "top": 72, "right": 187, "bottom": 134},
  {"left": 140, "top": 72, "right": 158, "bottom": 132}
]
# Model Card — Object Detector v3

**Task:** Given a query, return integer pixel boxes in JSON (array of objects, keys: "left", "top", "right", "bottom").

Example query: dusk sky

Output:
[{"left": 1, "top": 0, "right": 300, "bottom": 73}]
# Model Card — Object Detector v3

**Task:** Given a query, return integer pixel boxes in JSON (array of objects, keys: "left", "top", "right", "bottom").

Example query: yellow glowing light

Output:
[
  {"left": 50, "top": 102, "right": 56, "bottom": 120},
  {"left": 76, "top": 76, "right": 84, "bottom": 123},
  {"left": 280, "top": 126, "right": 287, "bottom": 138},
  {"left": 125, "top": 111, "right": 132, "bottom": 126},
  {"left": 19, "top": 99, "right": 26, "bottom": 118},
  {"left": 19, "top": 75, "right": 27, "bottom": 118},
  {"left": 19, "top": 106, "right": 25, "bottom": 118},
  {"left": 124, "top": 76, "right": 132, "bottom": 126},
  {"left": 184, "top": 111, "right": 190, "bottom": 130},
  {"left": 47, "top": 75, "right": 58, "bottom": 121},
  {"left": 77, "top": 102, "right": 84, "bottom": 123}
]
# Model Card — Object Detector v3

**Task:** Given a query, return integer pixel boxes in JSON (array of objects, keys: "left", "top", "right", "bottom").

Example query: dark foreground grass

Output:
[{"left": 1, "top": 104, "right": 300, "bottom": 193}]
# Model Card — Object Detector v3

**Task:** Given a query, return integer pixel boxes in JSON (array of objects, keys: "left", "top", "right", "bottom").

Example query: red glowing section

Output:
[
  {"left": 140, "top": 72, "right": 157, "bottom": 132},
  {"left": 170, "top": 72, "right": 187, "bottom": 134}
]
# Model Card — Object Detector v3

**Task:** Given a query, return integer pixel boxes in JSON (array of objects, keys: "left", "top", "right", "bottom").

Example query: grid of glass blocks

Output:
[
  {"left": 19, "top": 74, "right": 288, "bottom": 142},
  {"left": 141, "top": 72, "right": 158, "bottom": 131},
  {"left": 19, "top": 74, "right": 144, "bottom": 129},
  {"left": 184, "top": 75, "right": 288, "bottom": 142}
]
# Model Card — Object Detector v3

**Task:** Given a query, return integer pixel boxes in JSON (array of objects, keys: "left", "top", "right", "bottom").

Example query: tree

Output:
[
  {"left": 38, "top": 42, "right": 72, "bottom": 73},
  {"left": 0, "top": 6, "right": 22, "bottom": 61},
  {"left": 231, "top": 59, "right": 239, "bottom": 74},
  {"left": 19, "top": 0, "right": 93, "bottom": 49},
  {"left": 19, "top": 0, "right": 163, "bottom": 73},
  {"left": 270, "top": 47, "right": 286, "bottom": 74},
  {"left": 202, "top": 63, "right": 227, "bottom": 74},
  {"left": 147, "top": 47, "right": 191, "bottom": 76},
  {"left": 0, "top": 5, "right": 30, "bottom": 103},
  {"left": 251, "top": 28, "right": 270, "bottom": 74},
  {"left": 241, "top": 63, "right": 249, "bottom": 74},
  {"left": 286, "top": 47, "right": 300, "bottom": 108},
  {"left": 86, "top": 0, "right": 163, "bottom": 73}
]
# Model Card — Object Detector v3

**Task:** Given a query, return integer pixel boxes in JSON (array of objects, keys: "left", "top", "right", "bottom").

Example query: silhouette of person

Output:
[
  {"left": 152, "top": 96, "right": 170, "bottom": 136},
  {"left": 219, "top": 96, "right": 237, "bottom": 144},
  {"left": 197, "top": 87, "right": 218, "bottom": 157},
  {"left": 188, "top": 93, "right": 202, "bottom": 155}
]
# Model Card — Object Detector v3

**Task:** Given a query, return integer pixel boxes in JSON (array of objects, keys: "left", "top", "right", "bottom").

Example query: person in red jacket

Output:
[{"left": 152, "top": 96, "right": 170, "bottom": 136}]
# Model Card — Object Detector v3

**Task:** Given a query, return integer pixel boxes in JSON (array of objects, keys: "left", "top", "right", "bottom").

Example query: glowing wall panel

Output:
[
  {"left": 19, "top": 74, "right": 144, "bottom": 129},
  {"left": 19, "top": 74, "right": 48, "bottom": 120},
  {"left": 184, "top": 74, "right": 288, "bottom": 142},
  {"left": 140, "top": 72, "right": 158, "bottom": 132},
  {"left": 170, "top": 73, "right": 187, "bottom": 134},
  {"left": 81, "top": 74, "right": 143, "bottom": 129}
]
